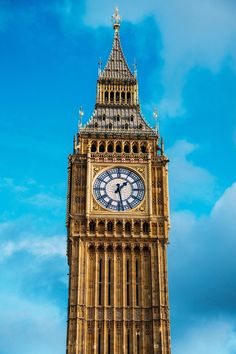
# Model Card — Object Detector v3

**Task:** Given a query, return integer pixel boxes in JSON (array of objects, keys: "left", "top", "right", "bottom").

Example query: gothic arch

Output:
[
  {"left": 116, "top": 141, "right": 122, "bottom": 153},
  {"left": 91, "top": 141, "right": 97, "bottom": 152},
  {"left": 107, "top": 141, "right": 114, "bottom": 152},
  {"left": 99, "top": 141, "right": 105, "bottom": 152}
]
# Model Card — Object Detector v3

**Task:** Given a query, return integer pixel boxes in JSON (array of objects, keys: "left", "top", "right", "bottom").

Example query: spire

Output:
[{"left": 100, "top": 8, "right": 134, "bottom": 81}]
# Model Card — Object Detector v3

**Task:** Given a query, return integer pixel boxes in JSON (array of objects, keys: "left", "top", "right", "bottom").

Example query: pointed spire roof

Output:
[{"left": 100, "top": 16, "right": 135, "bottom": 81}]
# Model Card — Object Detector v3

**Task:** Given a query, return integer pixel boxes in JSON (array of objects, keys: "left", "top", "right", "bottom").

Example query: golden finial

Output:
[{"left": 112, "top": 7, "right": 122, "bottom": 31}]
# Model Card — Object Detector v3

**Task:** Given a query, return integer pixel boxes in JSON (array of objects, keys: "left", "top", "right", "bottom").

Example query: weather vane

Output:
[
  {"left": 112, "top": 7, "right": 122, "bottom": 31},
  {"left": 78, "top": 106, "right": 84, "bottom": 131},
  {"left": 153, "top": 108, "right": 159, "bottom": 132}
]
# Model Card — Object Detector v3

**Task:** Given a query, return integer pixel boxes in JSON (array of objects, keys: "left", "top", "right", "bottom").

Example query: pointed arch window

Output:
[
  {"left": 127, "top": 92, "right": 131, "bottom": 103},
  {"left": 116, "top": 143, "right": 122, "bottom": 153},
  {"left": 124, "top": 143, "right": 130, "bottom": 153},
  {"left": 91, "top": 143, "right": 97, "bottom": 152},
  {"left": 110, "top": 91, "right": 114, "bottom": 103},
  {"left": 108, "top": 143, "right": 113, "bottom": 153},
  {"left": 98, "top": 221, "right": 105, "bottom": 234},
  {"left": 99, "top": 143, "right": 105, "bottom": 152},
  {"left": 116, "top": 91, "right": 120, "bottom": 102},
  {"left": 121, "top": 92, "right": 125, "bottom": 102},
  {"left": 116, "top": 221, "right": 123, "bottom": 235},
  {"left": 133, "top": 144, "right": 138, "bottom": 153},
  {"left": 141, "top": 144, "right": 146, "bottom": 153},
  {"left": 125, "top": 222, "right": 131, "bottom": 234},
  {"left": 107, "top": 221, "right": 113, "bottom": 232},
  {"left": 143, "top": 222, "right": 149, "bottom": 234},
  {"left": 89, "top": 221, "right": 96, "bottom": 233},
  {"left": 105, "top": 91, "right": 109, "bottom": 103}
]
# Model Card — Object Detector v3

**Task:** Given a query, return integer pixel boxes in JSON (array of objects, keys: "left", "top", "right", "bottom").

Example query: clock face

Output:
[{"left": 93, "top": 167, "right": 145, "bottom": 211}]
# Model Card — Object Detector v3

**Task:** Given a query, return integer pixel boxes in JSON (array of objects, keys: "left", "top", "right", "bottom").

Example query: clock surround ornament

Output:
[{"left": 93, "top": 167, "right": 145, "bottom": 211}]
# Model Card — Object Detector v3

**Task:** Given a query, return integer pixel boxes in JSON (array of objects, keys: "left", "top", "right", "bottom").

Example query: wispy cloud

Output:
[
  {"left": 0, "top": 294, "right": 66, "bottom": 354},
  {"left": 174, "top": 318, "right": 236, "bottom": 354},
  {"left": 167, "top": 140, "right": 216, "bottom": 208},
  {"left": 21, "top": 192, "right": 64, "bottom": 209},
  {"left": 81, "top": 0, "right": 236, "bottom": 117},
  {"left": 169, "top": 181, "right": 236, "bottom": 345},
  {"left": 0, "top": 235, "right": 66, "bottom": 261}
]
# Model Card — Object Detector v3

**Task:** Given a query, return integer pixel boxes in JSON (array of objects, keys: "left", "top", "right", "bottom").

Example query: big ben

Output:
[{"left": 66, "top": 8, "right": 171, "bottom": 354}]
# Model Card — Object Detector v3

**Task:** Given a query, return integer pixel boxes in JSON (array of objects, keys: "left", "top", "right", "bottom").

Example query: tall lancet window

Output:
[
  {"left": 127, "top": 330, "right": 130, "bottom": 354},
  {"left": 98, "top": 258, "right": 102, "bottom": 306},
  {"left": 135, "top": 259, "right": 139, "bottom": 306},
  {"left": 108, "top": 259, "right": 111, "bottom": 306},
  {"left": 98, "top": 329, "right": 101, "bottom": 354},
  {"left": 126, "top": 259, "right": 130, "bottom": 306},
  {"left": 108, "top": 330, "right": 111, "bottom": 354}
]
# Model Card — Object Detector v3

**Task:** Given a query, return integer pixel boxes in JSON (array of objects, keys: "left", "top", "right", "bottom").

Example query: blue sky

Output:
[{"left": 0, "top": 0, "right": 236, "bottom": 353}]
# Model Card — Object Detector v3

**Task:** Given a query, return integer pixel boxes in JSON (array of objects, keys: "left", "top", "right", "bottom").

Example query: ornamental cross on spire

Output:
[{"left": 112, "top": 7, "right": 121, "bottom": 31}]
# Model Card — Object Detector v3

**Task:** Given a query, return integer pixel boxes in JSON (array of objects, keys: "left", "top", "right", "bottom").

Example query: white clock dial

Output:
[{"left": 93, "top": 167, "right": 145, "bottom": 211}]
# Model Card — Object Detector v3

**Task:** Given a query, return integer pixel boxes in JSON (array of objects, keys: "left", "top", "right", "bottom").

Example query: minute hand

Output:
[{"left": 118, "top": 189, "right": 124, "bottom": 210}]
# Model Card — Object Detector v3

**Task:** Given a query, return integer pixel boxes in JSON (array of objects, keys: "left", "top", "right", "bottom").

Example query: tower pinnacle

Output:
[{"left": 112, "top": 7, "right": 121, "bottom": 31}]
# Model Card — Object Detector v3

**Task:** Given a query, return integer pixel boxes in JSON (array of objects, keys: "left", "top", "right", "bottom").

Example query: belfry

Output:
[{"left": 66, "top": 8, "right": 171, "bottom": 354}]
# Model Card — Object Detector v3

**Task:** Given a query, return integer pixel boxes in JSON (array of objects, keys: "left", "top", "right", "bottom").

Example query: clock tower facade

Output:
[{"left": 66, "top": 10, "right": 171, "bottom": 354}]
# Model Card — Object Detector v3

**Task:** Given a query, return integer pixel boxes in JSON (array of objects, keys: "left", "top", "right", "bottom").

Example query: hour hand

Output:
[
  {"left": 120, "top": 181, "right": 127, "bottom": 189},
  {"left": 115, "top": 183, "right": 120, "bottom": 193}
]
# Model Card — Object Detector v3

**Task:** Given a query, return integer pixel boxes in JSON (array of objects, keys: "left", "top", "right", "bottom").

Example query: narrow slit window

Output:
[
  {"left": 108, "top": 331, "right": 111, "bottom": 354},
  {"left": 137, "top": 333, "right": 140, "bottom": 354},
  {"left": 127, "top": 332, "right": 130, "bottom": 354},
  {"left": 126, "top": 259, "right": 130, "bottom": 306},
  {"left": 98, "top": 259, "right": 102, "bottom": 305},
  {"left": 98, "top": 330, "right": 101, "bottom": 354},
  {"left": 136, "top": 259, "right": 139, "bottom": 306},
  {"left": 108, "top": 259, "right": 111, "bottom": 306}
]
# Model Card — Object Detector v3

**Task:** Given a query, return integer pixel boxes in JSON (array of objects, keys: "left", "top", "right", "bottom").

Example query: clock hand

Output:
[
  {"left": 120, "top": 181, "right": 127, "bottom": 190},
  {"left": 115, "top": 183, "right": 120, "bottom": 194},
  {"left": 118, "top": 189, "right": 124, "bottom": 210}
]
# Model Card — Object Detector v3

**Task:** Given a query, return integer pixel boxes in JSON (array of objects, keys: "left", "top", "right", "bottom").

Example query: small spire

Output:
[
  {"left": 112, "top": 7, "right": 121, "bottom": 31},
  {"left": 78, "top": 106, "right": 84, "bottom": 131},
  {"left": 153, "top": 108, "right": 159, "bottom": 132},
  {"left": 98, "top": 58, "right": 102, "bottom": 76},
  {"left": 161, "top": 137, "right": 165, "bottom": 155},
  {"left": 133, "top": 59, "right": 138, "bottom": 78}
]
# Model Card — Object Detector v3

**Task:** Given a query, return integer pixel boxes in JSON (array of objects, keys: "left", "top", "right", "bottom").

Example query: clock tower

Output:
[{"left": 66, "top": 8, "right": 171, "bottom": 354}]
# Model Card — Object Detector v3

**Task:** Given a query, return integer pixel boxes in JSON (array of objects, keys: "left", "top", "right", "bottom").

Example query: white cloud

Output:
[
  {"left": 167, "top": 139, "right": 216, "bottom": 206},
  {"left": 173, "top": 318, "right": 236, "bottom": 354},
  {"left": 0, "top": 177, "right": 28, "bottom": 192},
  {"left": 81, "top": 0, "right": 236, "bottom": 117},
  {"left": 0, "top": 236, "right": 66, "bottom": 261},
  {"left": 0, "top": 295, "right": 66, "bottom": 354},
  {"left": 22, "top": 192, "right": 64, "bottom": 209},
  {"left": 169, "top": 181, "right": 236, "bottom": 321}
]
